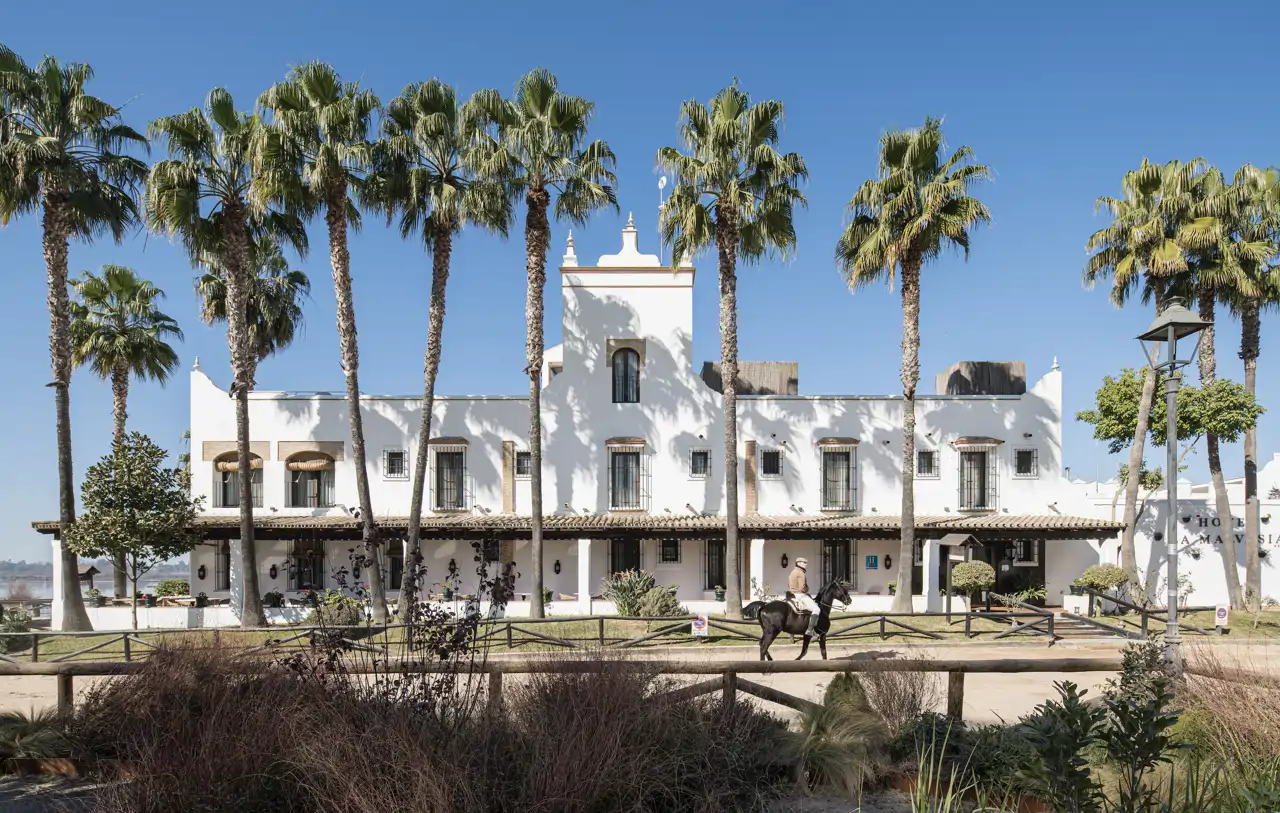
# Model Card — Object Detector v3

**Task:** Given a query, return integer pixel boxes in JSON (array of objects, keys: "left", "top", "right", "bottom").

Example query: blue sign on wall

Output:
[{"left": 865, "top": 555, "right": 879, "bottom": 570}]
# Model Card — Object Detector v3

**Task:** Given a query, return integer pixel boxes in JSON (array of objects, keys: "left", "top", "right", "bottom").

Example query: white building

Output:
[{"left": 43, "top": 218, "right": 1128, "bottom": 627}]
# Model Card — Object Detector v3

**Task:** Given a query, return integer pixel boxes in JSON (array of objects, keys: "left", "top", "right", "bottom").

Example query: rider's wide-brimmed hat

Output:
[{"left": 795, "top": 557, "right": 808, "bottom": 567}]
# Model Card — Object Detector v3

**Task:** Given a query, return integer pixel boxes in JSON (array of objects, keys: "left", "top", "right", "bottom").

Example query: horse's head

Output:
[{"left": 822, "top": 579, "right": 851, "bottom": 608}]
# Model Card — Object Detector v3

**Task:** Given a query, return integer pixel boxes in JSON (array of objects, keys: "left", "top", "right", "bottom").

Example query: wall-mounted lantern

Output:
[
  {"left": 780, "top": 553, "right": 789, "bottom": 569},
  {"left": 884, "top": 555, "right": 893, "bottom": 571},
  {"left": 553, "top": 560, "right": 562, "bottom": 575},
  {"left": 197, "top": 565, "right": 207, "bottom": 581},
  {"left": 269, "top": 564, "right": 278, "bottom": 580}
]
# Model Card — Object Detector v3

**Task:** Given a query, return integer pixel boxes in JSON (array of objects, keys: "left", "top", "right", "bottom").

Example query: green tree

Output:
[
  {"left": 196, "top": 234, "right": 312, "bottom": 363},
  {"left": 1084, "top": 158, "right": 1207, "bottom": 588},
  {"left": 835, "top": 117, "right": 989, "bottom": 613},
  {"left": 257, "top": 63, "right": 389, "bottom": 622},
  {"left": 367, "top": 79, "right": 511, "bottom": 617},
  {"left": 656, "top": 82, "right": 807, "bottom": 618},
  {"left": 65, "top": 433, "right": 202, "bottom": 629},
  {"left": 69, "top": 264, "right": 183, "bottom": 598},
  {"left": 0, "top": 45, "right": 148, "bottom": 631},
  {"left": 467, "top": 68, "right": 617, "bottom": 618},
  {"left": 147, "top": 88, "right": 308, "bottom": 627}
]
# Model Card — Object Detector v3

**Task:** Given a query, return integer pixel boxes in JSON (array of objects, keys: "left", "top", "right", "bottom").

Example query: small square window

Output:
[
  {"left": 515, "top": 451, "right": 532, "bottom": 479},
  {"left": 383, "top": 449, "right": 408, "bottom": 480},
  {"left": 916, "top": 449, "right": 938, "bottom": 479},
  {"left": 689, "top": 449, "right": 711, "bottom": 479},
  {"left": 1012, "top": 540, "right": 1039, "bottom": 566},
  {"left": 481, "top": 538, "right": 500, "bottom": 564},
  {"left": 659, "top": 539, "right": 681, "bottom": 564},
  {"left": 760, "top": 448, "right": 783, "bottom": 479},
  {"left": 1014, "top": 448, "right": 1038, "bottom": 478}
]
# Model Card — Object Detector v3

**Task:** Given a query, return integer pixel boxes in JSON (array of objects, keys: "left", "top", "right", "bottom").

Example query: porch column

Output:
[
  {"left": 748, "top": 539, "right": 766, "bottom": 600},
  {"left": 923, "top": 539, "right": 942, "bottom": 612},
  {"left": 51, "top": 538, "right": 66, "bottom": 630},
  {"left": 229, "top": 539, "right": 245, "bottom": 622},
  {"left": 577, "top": 539, "right": 592, "bottom": 615}
]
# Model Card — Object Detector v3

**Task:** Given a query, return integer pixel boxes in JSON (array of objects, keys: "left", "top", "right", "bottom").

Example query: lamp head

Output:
[{"left": 1138, "top": 297, "right": 1209, "bottom": 368}]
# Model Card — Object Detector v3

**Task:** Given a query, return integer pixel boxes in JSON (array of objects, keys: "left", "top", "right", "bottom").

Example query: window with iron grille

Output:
[
  {"left": 760, "top": 448, "right": 783, "bottom": 479},
  {"left": 383, "top": 449, "right": 408, "bottom": 480},
  {"left": 659, "top": 538, "right": 681, "bottom": 563},
  {"left": 214, "top": 541, "right": 231, "bottom": 591},
  {"left": 612, "top": 348, "right": 640, "bottom": 403},
  {"left": 609, "top": 538, "right": 642, "bottom": 573},
  {"left": 705, "top": 539, "right": 726, "bottom": 589},
  {"left": 290, "top": 469, "right": 335, "bottom": 508},
  {"left": 689, "top": 449, "right": 711, "bottom": 479},
  {"left": 1012, "top": 539, "right": 1040, "bottom": 566},
  {"left": 1014, "top": 448, "right": 1038, "bottom": 478},
  {"left": 481, "top": 538, "right": 500, "bottom": 563},
  {"left": 916, "top": 449, "right": 938, "bottom": 478},
  {"left": 609, "top": 450, "right": 642, "bottom": 510},
  {"left": 821, "top": 448, "right": 856, "bottom": 511},
  {"left": 433, "top": 449, "right": 467, "bottom": 510},
  {"left": 290, "top": 540, "right": 326, "bottom": 590},
  {"left": 215, "top": 467, "right": 263, "bottom": 508},
  {"left": 515, "top": 451, "right": 532, "bottom": 479},
  {"left": 959, "top": 449, "right": 998, "bottom": 510},
  {"left": 913, "top": 539, "right": 923, "bottom": 566},
  {"left": 821, "top": 540, "right": 852, "bottom": 586},
  {"left": 385, "top": 545, "right": 404, "bottom": 588}
]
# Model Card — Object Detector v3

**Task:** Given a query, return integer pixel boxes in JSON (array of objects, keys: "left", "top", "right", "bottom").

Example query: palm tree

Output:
[
  {"left": 467, "top": 68, "right": 617, "bottom": 619},
  {"left": 656, "top": 83, "right": 807, "bottom": 619},
  {"left": 0, "top": 46, "right": 147, "bottom": 631},
  {"left": 196, "top": 233, "right": 312, "bottom": 363},
  {"left": 835, "top": 118, "right": 990, "bottom": 614},
  {"left": 1084, "top": 158, "right": 1208, "bottom": 595},
  {"left": 1216, "top": 165, "right": 1280, "bottom": 608},
  {"left": 367, "top": 79, "right": 511, "bottom": 617},
  {"left": 147, "top": 88, "right": 307, "bottom": 627},
  {"left": 256, "top": 63, "right": 389, "bottom": 622},
  {"left": 70, "top": 264, "right": 183, "bottom": 598}
]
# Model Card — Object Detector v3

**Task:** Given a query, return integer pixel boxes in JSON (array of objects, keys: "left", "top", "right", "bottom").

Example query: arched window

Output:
[
  {"left": 612, "top": 348, "right": 640, "bottom": 403},
  {"left": 214, "top": 453, "right": 262, "bottom": 508},
  {"left": 286, "top": 453, "right": 336, "bottom": 508}
]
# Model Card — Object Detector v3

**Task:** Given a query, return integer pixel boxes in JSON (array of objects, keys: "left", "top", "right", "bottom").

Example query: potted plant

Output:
[
  {"left": 888, "top": 581, "right": 897, "bottom": 596},
  {"left": 950, "top": 561, "right": 995, "bottom": 605},
  {"left": 195, "top": 591, "right": 208, "bottom": 608},
  {"left": 713, "top": 584, "right": 726, "bottom": 601},
  {"left": 442, "top": 585, "right": 454, "bottom": 601},
  {"left": 263, "top": 590, "right": 285, "bottom": 609},
  {"left": 542, "top": 587, "right": 553, "bottom": 606},
  {"left": 85, "top": 588, "right": 106, "bottom": 608},
  {"left": 1075, "top": 563, "right": 1128, "bottom": 595},
  {"left": 141, "top": 592, "right": 157, "bottom": 608},
  {"left": 1069, "top": 579, "right": 1087, "bottom": 596}
]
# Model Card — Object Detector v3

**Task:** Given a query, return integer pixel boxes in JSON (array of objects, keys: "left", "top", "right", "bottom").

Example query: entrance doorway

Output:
[{"left": 971, "top": 540, "right": 1046, "bottom": 605}]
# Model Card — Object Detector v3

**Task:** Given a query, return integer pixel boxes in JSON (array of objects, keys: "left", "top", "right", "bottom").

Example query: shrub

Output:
[
  {"left": 637, "top": 585, "right": 685, "bottom": 618},
  {"left": 859, "top": 661, "right": 941, "bottom": 739},
  {"left": 602, "top": 570, "right": 657, "bottom": 616},
  {"left": 788, "top": 678, "right": 888, "bottom": 795},
  {"left": 1075, "top": 563, "right": 1128, "bottom": 592},
  {"left": 303, "top": 589, "right": 365, "bottom": 628},
  {"left": 153, "top": 579, "right": 189, "bottom": 597},
  {"left": 0, "top": 707, "right": 70, "bottom": 759},
  {"left": 950, "top": 561, "right": 995, "bottom": 597},
  {"left": 0, "top": 607, "right": 33, "bottom": 654}
]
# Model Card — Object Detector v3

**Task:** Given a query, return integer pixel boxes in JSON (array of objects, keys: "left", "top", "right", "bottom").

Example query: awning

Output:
[
  {"left": 215, "top": 457, "right": 263, "bottom": 472},
  {"left": 286, "top": 457, "right": 334, "bottom": 472}
]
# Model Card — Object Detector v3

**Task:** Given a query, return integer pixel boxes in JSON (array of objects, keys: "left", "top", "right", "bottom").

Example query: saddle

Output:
[{"left": 784, "top": 590, "right": 811, "bottom": 615}]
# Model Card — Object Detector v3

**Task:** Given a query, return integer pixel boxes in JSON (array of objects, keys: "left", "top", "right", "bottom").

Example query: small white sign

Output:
[
  {"left": 1215, "top": 605, "right": 1230, "bottom": 627},
  {"left": 691, "top": 614, "right": 709, "bottom": 637}
]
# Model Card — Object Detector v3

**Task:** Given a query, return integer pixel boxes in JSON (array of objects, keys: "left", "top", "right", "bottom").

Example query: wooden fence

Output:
[
  {"left": 0, "top": 655, "right": 1126, "bottom": 722},
  {"left": 0, "top": 608, "right": 1081, "bottom": 665}
]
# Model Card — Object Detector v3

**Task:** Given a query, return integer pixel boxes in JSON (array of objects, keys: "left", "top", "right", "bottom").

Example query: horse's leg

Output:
[
  {"left": 795, "top": 633, "right": 810, "bottom": 660},
  {"left": 759, "top": 627, "right": 778, "bottom": 661},
  {"left": 819, "top": 633, "right": 828, "bottom": 660}
]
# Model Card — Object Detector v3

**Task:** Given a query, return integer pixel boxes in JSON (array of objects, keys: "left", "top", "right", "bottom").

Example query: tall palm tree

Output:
[
  {"left": 367, "top": 79, "right": 511, "bottom": 617},
  {"left": 0, "top": 46, "right": 147, "bottom": 631},
  {"left": 147, "top": 88, "right": 307, "bottom": 627},
  {"left": 656, "top": 83, "right": 807, "bottom": 619},
  {"left": 1216, "top": 165, "right": 1280, "bottom": 608},
  {"left": 467, "top": 68, "right": 617, "bottom": 619},
  {"left": 70, "top": 264, "right": 183, "bottom": 597},
  {"left": 256, "top": 63, "right": 389, "bottom": 622},
  {"left": 196, "top": 233, "right": 312, "bottom": 363},
  {"left": 1084, "top": 158, "right": 1207, "bottom": 595},
  {"left": 835, "top": 118, "right": 990, "bottom": 614}
]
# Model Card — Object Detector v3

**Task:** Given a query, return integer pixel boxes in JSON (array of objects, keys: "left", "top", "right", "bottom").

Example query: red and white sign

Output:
[
  {"left": 1215, "top": 605, "right": 1230, "bottom": 627},
  {"left": 691, "top": 614, "right": 709, "bottom": 637}
]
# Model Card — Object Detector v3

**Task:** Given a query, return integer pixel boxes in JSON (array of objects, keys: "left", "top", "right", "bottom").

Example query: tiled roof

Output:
[{"left": 31, "top": 512, "right": 1123, "bottom": 536}]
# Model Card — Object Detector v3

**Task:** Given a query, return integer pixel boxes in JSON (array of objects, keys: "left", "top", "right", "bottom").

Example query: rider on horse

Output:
[{"left": 788, "top": 557, "right": 820, "bottom": 637}]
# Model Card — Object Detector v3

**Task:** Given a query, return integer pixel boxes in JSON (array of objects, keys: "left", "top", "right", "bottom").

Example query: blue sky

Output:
[{"left": 3, "top": 0, "right": 1277, "bottom": 561}]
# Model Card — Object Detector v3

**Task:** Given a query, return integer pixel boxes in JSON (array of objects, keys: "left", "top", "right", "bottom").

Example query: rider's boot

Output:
[{"left": 805, "top": 611, "right": 819, "bottom": 638}]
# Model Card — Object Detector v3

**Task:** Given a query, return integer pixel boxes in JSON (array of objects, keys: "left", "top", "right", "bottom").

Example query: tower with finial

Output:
[
  {"left": 1052, "top": 356, "right": 1060, "bottom": 371},
  {"left": 562, "top": 230, "right": 578, "bottom": 267}
]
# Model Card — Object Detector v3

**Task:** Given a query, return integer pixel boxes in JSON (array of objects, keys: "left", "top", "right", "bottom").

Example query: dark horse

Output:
[{"left": 756, "top": 580, "right": 850, "bottom": 661}]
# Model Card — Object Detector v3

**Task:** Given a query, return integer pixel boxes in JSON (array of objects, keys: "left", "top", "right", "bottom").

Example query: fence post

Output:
[
  {"left": 1142, "top": 612, "right": 1149, "bottom": 638},
  {"left": 946, "top": 671, "right": 964, "bottom": 721},
  {"left": 598, "top": 617, "right": 605, "bottom": 646},
  {"left": 31, "top": 633, "right": 38, "bottom": 663},
  {"left": 57, "top": 673, "right": 73, "bottom": 717},
  {"left": 1088, "top": 591, "right": 1095, "bottom": 618},
  {"left": 1048, "top": 614, "right": 1055, "bottom": 639},
  {"left": 123, "top": 634, "right": 132, "bottom": 662},
  {"left": 506, "top": 622, "right": 513, "bottom": 649},
  {"left": 879, "top": 616, "right": 886, "bottom": 640},
  {"left": 964, "top": 614, "right": 972, "bottom": 638},
  {"left": 487, "top": 669, "right": 503, "bottom": 712},
  {"left": 722, "top": 671, "right": 738, "bottom": 712}
]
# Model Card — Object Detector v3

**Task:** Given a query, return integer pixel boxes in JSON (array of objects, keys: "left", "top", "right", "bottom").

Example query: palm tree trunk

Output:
[
  {"left": 716, "top": 217, "right": 743, "bottom": 619},
  {"left": 42, "top": 187, "right": 92, "bottom": 632},
  {"left": 524, "top": 188, "right": 550, "bottom": 619},
  {"left": 110, "top": 364, "right": 130, "bottom": 599},
  {"left": 893, "top": 256, "right": 921, "bottom": 614},
  {"left": 1198, "top": 291, "right": 1243, "bottom": 609},
  {"left": 1242, "top": 299, "right": 1261, "bottom": 610},
  {"left": 326, "top": 189, "right": 386, "bottom": 623},
  {"left": 222, "top": 201, "right": 265, "bottom": 627},
  {"left": 1121, "top": 367, "right": 1156, "bottom": 590},
  {"left": 400, "top": 224, "right": 453, "bottom": 619}
]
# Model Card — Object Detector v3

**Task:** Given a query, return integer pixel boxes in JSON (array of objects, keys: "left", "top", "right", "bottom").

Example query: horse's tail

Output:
[{"left": 742, "top": 601, "right": 763, "bottom": 620}]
